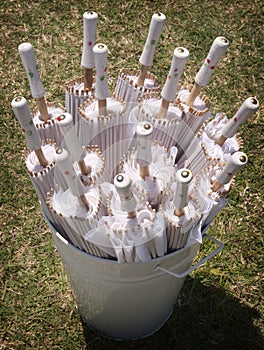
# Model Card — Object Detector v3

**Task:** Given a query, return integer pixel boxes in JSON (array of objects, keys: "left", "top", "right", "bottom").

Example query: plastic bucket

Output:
[{"left": 46, "top": 218, "right": 223, "bottom": 340}]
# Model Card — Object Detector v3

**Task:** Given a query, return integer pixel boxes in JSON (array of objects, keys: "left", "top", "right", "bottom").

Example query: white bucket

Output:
[{"left": 46, "top": 218, "right": 223, "bottom": 340}]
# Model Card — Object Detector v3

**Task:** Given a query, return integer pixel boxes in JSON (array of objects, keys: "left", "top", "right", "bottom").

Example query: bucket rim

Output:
[{"left": 45, "top": 211, "right": 202, "bottom": 266}]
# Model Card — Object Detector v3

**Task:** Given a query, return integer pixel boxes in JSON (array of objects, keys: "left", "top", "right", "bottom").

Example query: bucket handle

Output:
[{"left": 155, "top": 234, "right": 224, "bottom": 279}]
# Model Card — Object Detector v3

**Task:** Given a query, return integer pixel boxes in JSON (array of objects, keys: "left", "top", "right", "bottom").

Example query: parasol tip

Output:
[
  {"left": 136, "top": 121, "right": 153, "bottom": 136},
  {"left": 250, "top": 97, "right": 259, "bottom": 106},
  {"left": 152, "top": 12, "right": 166, "bottom": 22},
  {"left": 177, "top": 168, "right": 193, "bottom": 184},
  {"left": 114, "top": 173, "right": 131, "bottom": 189},
  {"left": 239, "top": 154, "right": 247, "bottom": 163},
  {"left": 220, "top": 36, "right": 229, "bottom": 44},
  {"left": 14, "top": 96, "right": 22, "bottom": 103},
  {"left": 55, "top": 147, "right": 63, "bottom": 155}
]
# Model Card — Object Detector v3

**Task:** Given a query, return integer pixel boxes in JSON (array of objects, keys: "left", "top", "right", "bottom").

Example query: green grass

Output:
[{"left": 1, "top": 0, "right": 263, "bottom": 349}]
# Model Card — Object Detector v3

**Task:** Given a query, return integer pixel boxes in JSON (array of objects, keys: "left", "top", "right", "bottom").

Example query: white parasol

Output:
[
  {"left": 65, "top": 11, "right": 98, "bottom": 125},
  {"left": 78, "top": 44, "right": 132, "bottom": 179},
  {"left": 160, "top": 168, "right": 201, "bottom": 252},
  {"left": 45, "top": 147, "right": 111, "bottom": 257},
  {"left": 114, "top": 12, "right": 166, "bottom": 105},
  {"left": 11, "top": 96, "right": 68, "bottom": 224},
  {"left": 99, "top": 173, "right": 167, "bottom": 263},
  {"left": 55, "top": 111, "right": 108, "bottom": 185},
  {"left": 18, "top": 42, "right": 65, "bottom": 144},
  {"left": 121, "top": 121, "right": 177, "bottom": 210}
]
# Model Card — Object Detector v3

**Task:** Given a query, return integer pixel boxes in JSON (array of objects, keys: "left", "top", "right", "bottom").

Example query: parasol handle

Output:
[
  {"left": 55, "top": 113, "right": 91, "bottom": 175},
  {"left": 173, "top": 168, "right": 193, "bottom": 216},
  {"left": 211, "top": 151, "right": 248, "bottom": 191},
  {"left": 114, "top": 173, "right": 137, "bottom": 219},
  {"left": 185, "top": 36, "right": 229, "bottom": 106},
  {"left": 185, "top": 83, "right": 202, "bottom": 107},
  {"left": 215, "top": 97, "right": 259, "bottom": 146},
  {"left": 81, "top": 11, "right": 98, "bottom": 89},
  {"left": 54, "top": 148, "right": 89, "bottom": 210},
  {"left": 137, "top": 12, "right": 166, "bottom": 86},
  {"left": 135, "top": 121, "right": 153, "bottom": 179},
  {"left": 18, "top": 42, "right": 49, "bottom": 122},
  {"left": 93, "top": 43, "right": 110, "bottom": 116},
  {"left": 157, "top": 47, "right": 189, "bottom": 119},
  {"left": 11, "top": 96, "right": 48, "bottom": 167},
  {"left": 155, "top": 234, "right": 224, "bottom": 278}
]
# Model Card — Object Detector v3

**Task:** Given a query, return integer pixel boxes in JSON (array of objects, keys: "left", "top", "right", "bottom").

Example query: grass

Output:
[{"left": 0, "top": 0, "right": 263, "bottom": 349}]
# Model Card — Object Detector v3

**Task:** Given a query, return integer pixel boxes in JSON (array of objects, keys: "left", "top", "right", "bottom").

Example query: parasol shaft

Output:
[
  {"left": 185, "top": 83, "right": 202, "bottom": 107},
  {"left": 36, "top": 96, "right": 49, "bottom": 123},
  {"left": 80, "top": 193, "right": 90, "bottom": 211},
  {"left": 157, "top": 98, "right": 170, "bottom": 119},
  {"left": 35, "top": 148, "right": 49, "bottom": 168},
  {"left": 214, "top": 134, "right": 227, "bottom": 146},
  {"left": 78, "top": 159, "right": 91, "bottom": 176},
  {"left": 211, "top": 180, "right": 222, "bottom": 192},
  {"left": 98, "top": 99, "right": 107, "bottom": 116},
  {"left": 127, "top": 211, "right": 137, "bottom": 219},
  {"left": 137, "top": 64, "right": 149, "bottom": 87},
  {"left": 83, "top": 68, "right": 93, "bottom": 90},
  {"left": 140, "top": 165, "right": 150, "bottom": 180},
  {"left": 174, "top": 208, "right": 185, "bottom": 217}
]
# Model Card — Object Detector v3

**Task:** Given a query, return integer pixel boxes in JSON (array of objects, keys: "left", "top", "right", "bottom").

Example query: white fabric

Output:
[
  {"left": 114, "top": 72, "right": 159, "bottom": 105},
  {"left": 74, "top": 147, "right": 106, "bottom": 185},
  {"left": 79, "top": 97, "right": 131, "bottom": 179},
  {"left": 99, "top": 207, "right": 166, "bottom": 263},
  {"left": 162, "top": 194, "right": 199, "bottom": 251},
  {"left": 65, "top": 79, "right": 95, "bottom": 127},
  {"left": 50, "top": 186, "right": 100, "bottom": 219},
  {"left": 25, "top": 143, "right": 54, "bottom": 173},
  {"left": 33, "top": 104, "right": 65, "bottom": 145},
  {"left": 48, "top": 186, "right": 110, "bottom": 257},
  {"left": 122, "top": 143, "right": 176, "bottom": 206}
]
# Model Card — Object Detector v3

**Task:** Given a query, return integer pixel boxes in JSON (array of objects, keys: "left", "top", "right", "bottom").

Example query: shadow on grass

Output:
[{"left": 81, "top": 276, "right": 263, "bottom": 350}]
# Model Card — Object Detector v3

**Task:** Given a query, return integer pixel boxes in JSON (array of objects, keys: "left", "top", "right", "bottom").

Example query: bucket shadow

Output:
[{"left": 81, "top": 276, "right": 263, "bottom": 349}]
